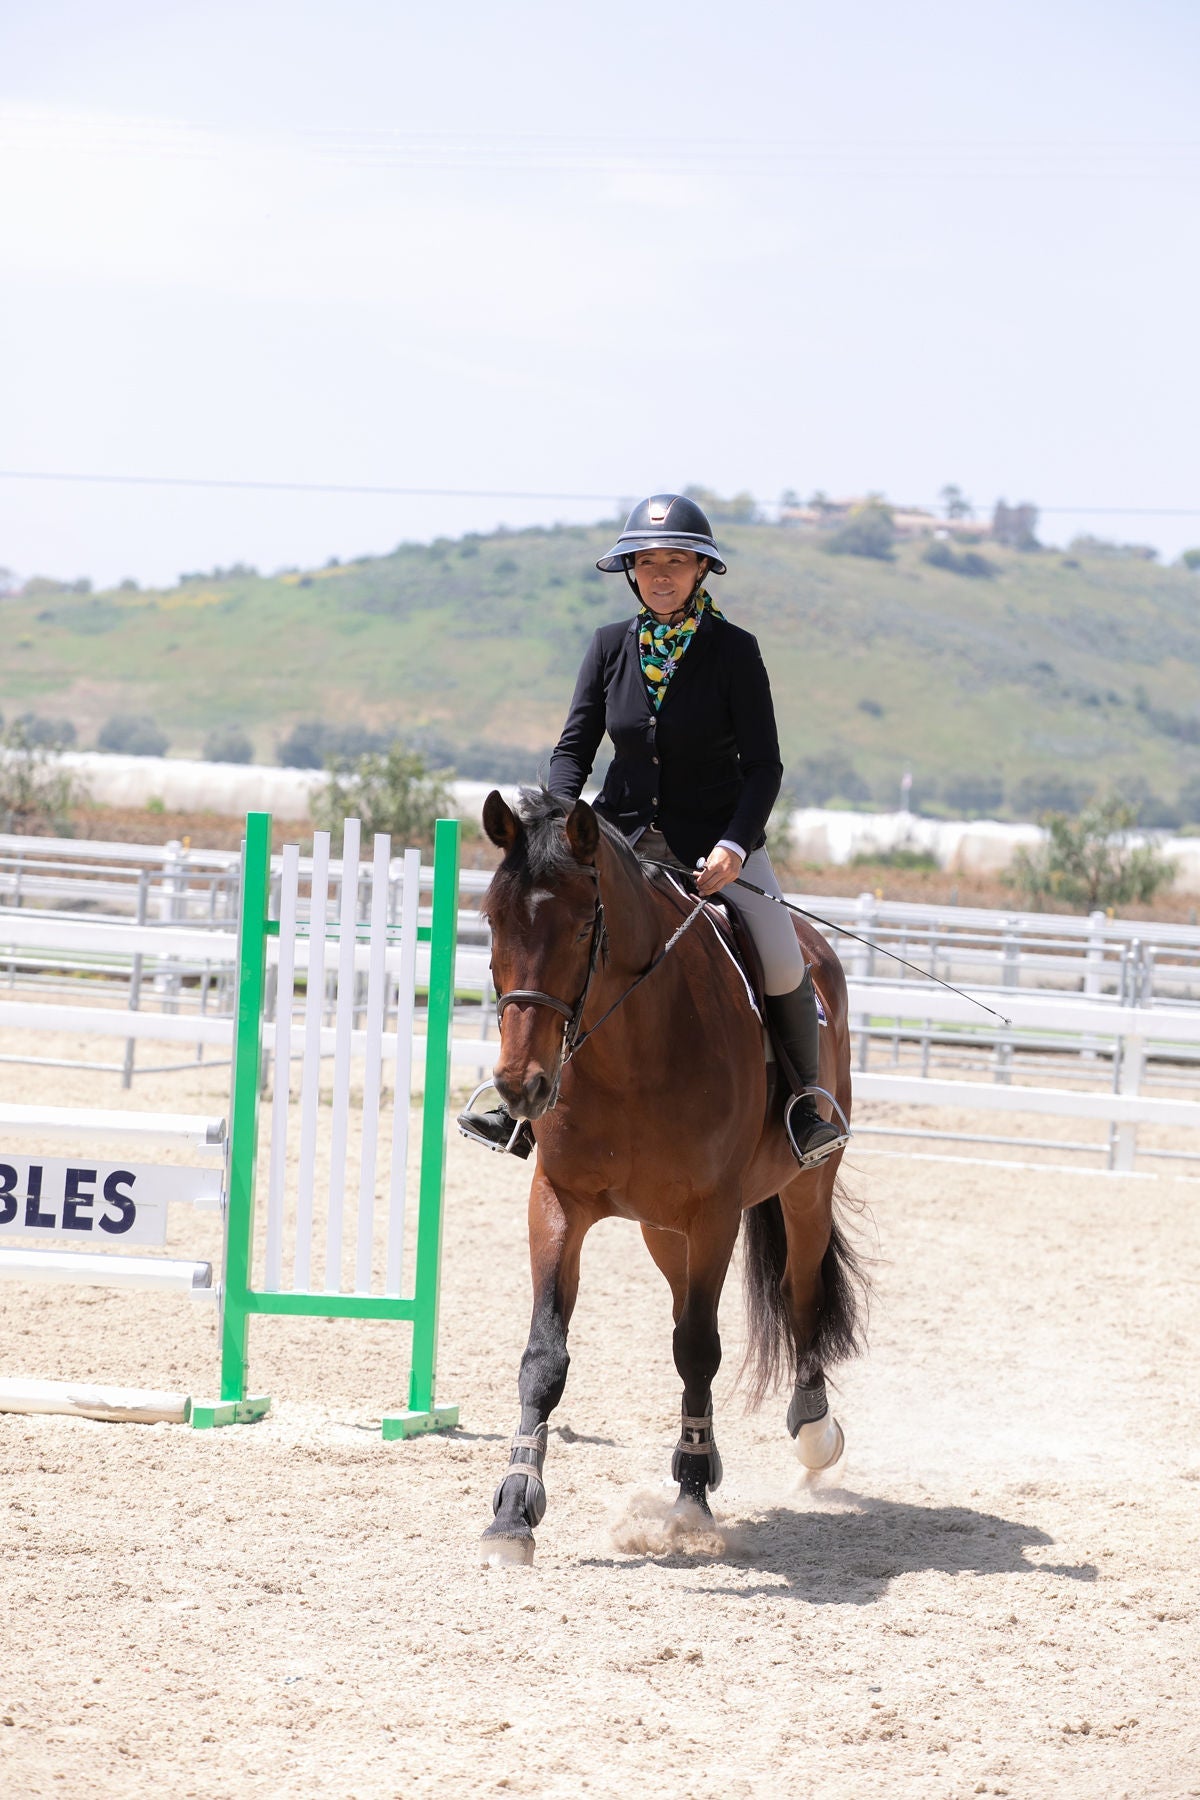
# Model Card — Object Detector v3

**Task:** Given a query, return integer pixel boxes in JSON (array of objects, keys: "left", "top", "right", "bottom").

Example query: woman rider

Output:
[{"left": 460, "top": 492, "right": 846, "bottom": 1168}]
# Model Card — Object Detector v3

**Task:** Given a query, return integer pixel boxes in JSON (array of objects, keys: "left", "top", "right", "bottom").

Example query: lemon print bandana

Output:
[{"left": 637, "top": 589, "right": 724, "bottom": 712}]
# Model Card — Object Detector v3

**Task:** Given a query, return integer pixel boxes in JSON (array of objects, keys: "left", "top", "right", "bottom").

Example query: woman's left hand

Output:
[{"left": 695, "top": 845, "right": 744, "bottom": 897}]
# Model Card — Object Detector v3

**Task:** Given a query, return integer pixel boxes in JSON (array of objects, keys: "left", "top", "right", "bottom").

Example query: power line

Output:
[
  {"left": 0, "top": 470, "right": 626, "bottom": 505},
  {"left": 0, "top": 468, "right": 1197, "bottom": 518}
]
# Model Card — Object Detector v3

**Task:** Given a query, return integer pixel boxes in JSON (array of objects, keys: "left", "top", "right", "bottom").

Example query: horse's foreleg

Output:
[
  {"left": 670, "top": 1215, "right": 739, "bottom": 1514},
  {"left": 640, "top": 1222, "right": 688, "bottom": 1319},
  {"left": 482, "top": 1173, "right": 591, "bottom": 1566}
]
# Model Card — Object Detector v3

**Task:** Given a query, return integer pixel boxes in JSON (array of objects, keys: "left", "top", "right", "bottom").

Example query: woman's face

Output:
[{"left": 631, "top": 549, "right": 708, "bottom": 619}]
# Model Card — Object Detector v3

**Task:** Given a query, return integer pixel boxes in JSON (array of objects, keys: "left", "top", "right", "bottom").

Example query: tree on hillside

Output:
[
  {"left": 939, "top": 484, "right": 974, "bottom": 521},
  {"left": 1014, "top": 772, "right": 1093, "bottom": 819},
  {"left": 824, "top": 500, "right": 896, "bottom": 561},
  {"left": 97, "top": 714, "right": 169, "bottom": 757},
  {"left": 992, "top": 500, "right": 1040, "bottom": 550},
  {"left": 203, "top": 724, "right": 254, "bottom": 765},
  {"left": 943, "top": 771, "right": 1004, "bottom": 817},
  {"left": 1180, "top": 549, "right": 1200, "bottom": 571},
  {"left": 682, "top": 485, "right": 759, "bottom": 524},
  {"left": 922, "top": 539, "right": 995, "bottom": 578}
]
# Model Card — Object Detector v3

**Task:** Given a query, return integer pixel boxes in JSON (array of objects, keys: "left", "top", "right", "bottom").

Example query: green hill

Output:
[{"left": 6, "top": 522, "right": 1200, "bottom": 824}]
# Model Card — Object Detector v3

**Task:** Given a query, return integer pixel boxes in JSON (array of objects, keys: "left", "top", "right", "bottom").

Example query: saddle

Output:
[{"left": 641, "top": 860, "right": 816, "bottom": 1097}]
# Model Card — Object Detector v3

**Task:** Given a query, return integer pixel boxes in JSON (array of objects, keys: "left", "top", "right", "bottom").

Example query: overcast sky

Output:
[{"left": 2, "top": 0, "right": 1198, "bottom": 587}]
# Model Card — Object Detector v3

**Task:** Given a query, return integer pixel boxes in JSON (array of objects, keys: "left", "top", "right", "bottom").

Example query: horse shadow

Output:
[{"left": 583, "top": 1487, "right": 1096, "bottom": 1606}]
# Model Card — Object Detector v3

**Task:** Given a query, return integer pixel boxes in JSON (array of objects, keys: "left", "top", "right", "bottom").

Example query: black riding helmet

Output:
[{"left": 596, "top": 495, "right": 728, "bottom": 588}]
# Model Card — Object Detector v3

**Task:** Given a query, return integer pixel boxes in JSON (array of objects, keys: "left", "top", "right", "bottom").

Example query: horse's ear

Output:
[
  {"left": 565, "top": 800, "right": 600, "bottom": 865},
  {"left": 482, "top": 790, "right": 520, "bottom": 852}
]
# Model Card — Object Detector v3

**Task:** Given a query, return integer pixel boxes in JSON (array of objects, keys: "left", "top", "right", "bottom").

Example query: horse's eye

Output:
[{"left": 576, "top": 924, "right": 591, "bottom": 941}]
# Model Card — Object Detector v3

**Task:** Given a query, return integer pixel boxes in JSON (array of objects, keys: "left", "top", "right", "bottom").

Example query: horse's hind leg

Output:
[
  {"left": 482, "top": 1175, "right": 594, "bottom": 1567},
  {"left": 667, "top": 1216, "right": 740, "bottom": 1515},
  {"left": 778, "top": 1168, "right": 856, "bottom": 1471}
]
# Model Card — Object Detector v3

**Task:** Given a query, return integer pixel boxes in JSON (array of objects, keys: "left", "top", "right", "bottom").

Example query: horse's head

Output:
[{"left": 481, "top": 788, "right": 604, "bottom": 1119}]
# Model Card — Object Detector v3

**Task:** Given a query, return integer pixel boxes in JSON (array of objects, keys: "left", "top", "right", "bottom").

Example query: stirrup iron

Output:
[
  {"left": 784, "top": 1085, "right": 851, "bottom": 1168},
  {"left": 457, "top": 1081, "right": 531, "bottom": 1156}
]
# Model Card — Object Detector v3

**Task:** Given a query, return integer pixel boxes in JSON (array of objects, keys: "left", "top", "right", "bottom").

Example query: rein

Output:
[{"left": 492, "top": 873, "right": 710, "bottom": 1097}]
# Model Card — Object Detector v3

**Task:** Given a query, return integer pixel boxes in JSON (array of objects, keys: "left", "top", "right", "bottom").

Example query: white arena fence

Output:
[{"left": 5, "top": 829, "right": 1200, "bottom": 1172}]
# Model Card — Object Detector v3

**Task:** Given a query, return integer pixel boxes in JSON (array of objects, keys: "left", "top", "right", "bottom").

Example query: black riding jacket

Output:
[{"left": 546, "top": 610, "right": 783, "bottom": 869}]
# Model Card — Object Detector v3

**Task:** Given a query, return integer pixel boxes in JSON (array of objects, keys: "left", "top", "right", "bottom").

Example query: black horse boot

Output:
[
  {"left": 765, "top": 972, "right": 848, "bottom": 1169},
  {"left": 456, "top": 1102, "right": 534, "bottom": 1159}
]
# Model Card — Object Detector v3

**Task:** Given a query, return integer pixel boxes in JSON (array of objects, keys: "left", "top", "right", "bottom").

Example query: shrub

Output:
[
  {"left": 921, "top": 539, "right": 995, "bottom": 578},
  {"left": 1009, "top": 798, "right": 1176, "bottom": 912},
  {"left": 823, "top": 502, "right": 895, "bottom": 561},
  {"left": 1069, "top": 535, "right": 1158, "bottom": 562},
  {"left": 97, "top": 714, "right": 169, "bottom": 757},
  {"left": 312, "top": 741, "right": 454, "bottom": 849},
  {"left": 1181, "top": 549, "right": 1200, "bottom": 571},
  {"left": 12, "top": 713, "right": 76, "bottom": 749},
  {"left": 0, "top": 723, "right": 80, "bottom": 835},
  {"left": 202, "top": 724, "right": 255, "bottom": 764}
]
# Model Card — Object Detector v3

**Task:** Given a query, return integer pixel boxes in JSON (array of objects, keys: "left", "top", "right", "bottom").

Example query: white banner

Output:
[{"left": 0, "top": 1158, "right": 220, "bottom": 1247}]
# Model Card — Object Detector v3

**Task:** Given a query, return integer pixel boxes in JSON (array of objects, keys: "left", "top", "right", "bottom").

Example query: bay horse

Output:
[{"left": 479, "top": 788, "right": 865, "bottom": 1565}]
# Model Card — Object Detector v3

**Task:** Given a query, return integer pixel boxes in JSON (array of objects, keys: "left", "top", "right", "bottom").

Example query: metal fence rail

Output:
[{"left": 5, "top": 832, "right": 1200, "bottom": 1172}]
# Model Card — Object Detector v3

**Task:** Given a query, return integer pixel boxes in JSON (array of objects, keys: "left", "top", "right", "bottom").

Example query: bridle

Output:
[
  {"left": 492, "top": 869, "right": 710, "bottom": 1109},
  {"left": 493, "top": 886, "right": 609, "bottom": 1086}
]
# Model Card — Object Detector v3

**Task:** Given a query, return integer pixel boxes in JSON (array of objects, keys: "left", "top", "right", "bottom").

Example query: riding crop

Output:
[{"left": 730, "top": 876, "right": 1012, "bottom": 1027}]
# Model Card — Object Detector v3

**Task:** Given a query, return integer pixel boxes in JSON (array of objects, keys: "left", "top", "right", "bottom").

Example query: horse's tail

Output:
[{"left": 741, "top": 1179, "right": 870, "bottom": 1409}]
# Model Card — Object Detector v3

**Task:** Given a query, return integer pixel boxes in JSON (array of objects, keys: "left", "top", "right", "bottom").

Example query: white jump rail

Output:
[
  {"left": 0, "top": 1100, "right": 230, "bottom": 1426},
  {"left": 0, "top": 1103, "right": 225, "bottom": 1153},
  {"left": 0, "top": 1248, "right": 214, "bottom": 1291}
]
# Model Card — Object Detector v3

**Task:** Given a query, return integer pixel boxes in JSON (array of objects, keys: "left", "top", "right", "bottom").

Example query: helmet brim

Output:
[{"left": 595, "top": 533, "right": 727, "bottom": 575}]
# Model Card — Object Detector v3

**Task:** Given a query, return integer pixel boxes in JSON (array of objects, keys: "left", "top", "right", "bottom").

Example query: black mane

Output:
[{"left": 484, "top": 786, "right": 644, "bottom": 910}]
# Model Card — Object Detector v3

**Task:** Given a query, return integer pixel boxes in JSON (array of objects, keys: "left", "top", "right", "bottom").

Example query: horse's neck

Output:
[{"left": 595, "top": 839, "right": 663, "bottom": 976}]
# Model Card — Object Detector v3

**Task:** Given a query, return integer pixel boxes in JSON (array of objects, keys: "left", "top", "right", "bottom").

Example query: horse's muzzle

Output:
[{"left": 493, "top": 1063, "right": 558, "bottom": 1120}]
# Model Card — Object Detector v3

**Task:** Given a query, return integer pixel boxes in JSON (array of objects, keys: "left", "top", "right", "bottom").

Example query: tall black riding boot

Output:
[{"left": 765, "top": 972, "right": 848, "bottom": 1169}]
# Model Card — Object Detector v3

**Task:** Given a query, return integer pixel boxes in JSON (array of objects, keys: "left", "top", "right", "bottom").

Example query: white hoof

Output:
[
  {"left": 481, "top": 1534, "right": 535, "bottom": 1568},
  {"left": 794, "top": 1413, "right": 844, "bottom": 1471}
]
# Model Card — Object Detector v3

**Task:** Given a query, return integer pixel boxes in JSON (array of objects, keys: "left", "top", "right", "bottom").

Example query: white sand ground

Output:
[{"left": 1, "top": 1039, "right": 1198, "bottom": 1800}]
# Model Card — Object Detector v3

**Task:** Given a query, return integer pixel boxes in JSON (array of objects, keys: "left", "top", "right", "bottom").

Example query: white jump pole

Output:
[{"left": 0, "top": 1378, "right": 190, "bottom": 1425}]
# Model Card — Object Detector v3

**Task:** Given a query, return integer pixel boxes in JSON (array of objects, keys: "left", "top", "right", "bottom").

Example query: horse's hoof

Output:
[
  {"left": 672, "top": 1487, "right": 712, "bottom": 1520},
  {"left": 481, "top": 1530, "right": 536, "bottom": 1568},
  {"left": 794, "top": 1413, "right": 844, "bottom": 1471}
]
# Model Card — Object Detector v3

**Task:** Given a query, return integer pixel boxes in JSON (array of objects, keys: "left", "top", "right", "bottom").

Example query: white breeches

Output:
[{"left": 722, "top": 847, "right": 807, "bottom": 996}]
